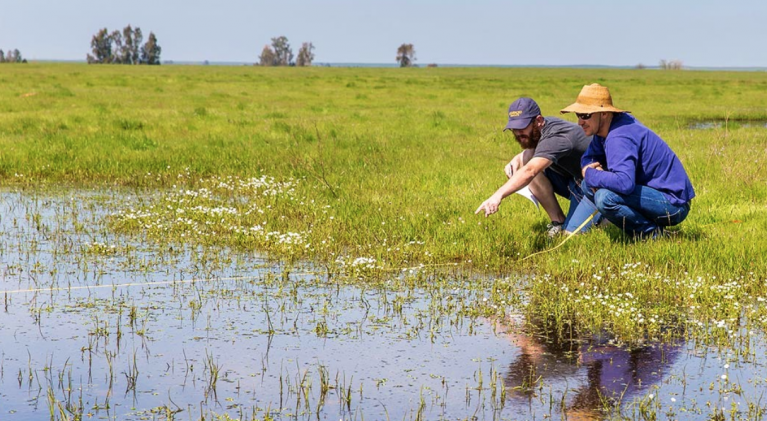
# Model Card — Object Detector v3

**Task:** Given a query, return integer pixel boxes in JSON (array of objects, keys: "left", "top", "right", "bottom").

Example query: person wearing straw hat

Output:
[
  {"left": 475, "top": 97, "right": 601, "bottom": 238},
  {"left": 561, "top": 83, "right": 695, "bottom": 239}
]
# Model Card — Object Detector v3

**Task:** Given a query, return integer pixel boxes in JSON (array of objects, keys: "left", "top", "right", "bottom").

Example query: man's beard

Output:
[{"left": 514, "top": 124, "right": 542, "bottom": 149}]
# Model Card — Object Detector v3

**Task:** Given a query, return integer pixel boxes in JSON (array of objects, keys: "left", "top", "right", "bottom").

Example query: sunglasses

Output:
[{"left": 575, "top": 113, "right": 594, "bottom": 120}]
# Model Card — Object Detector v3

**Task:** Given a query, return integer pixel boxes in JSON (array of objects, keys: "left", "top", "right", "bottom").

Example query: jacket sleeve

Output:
[
  {"left": 584, "top": 135, "right": 638, "bottom": 195},
  {"left": 581, "top": 137, "right": 606, "bottom": 168}
]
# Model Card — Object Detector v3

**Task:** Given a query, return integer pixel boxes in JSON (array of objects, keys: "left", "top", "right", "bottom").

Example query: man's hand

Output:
[
  {"left": 581, "top": 161, "right": 603, "bottom": 178},
  {"left": 504, "top": 152, "right": 525, "bottom": 179},
  {"left": 475, "top": 194, "right": 503, "bottom": 217}
]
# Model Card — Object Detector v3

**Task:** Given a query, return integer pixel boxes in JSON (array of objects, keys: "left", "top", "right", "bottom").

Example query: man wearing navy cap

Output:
[{"left": 475, "top": 97, "right": 600, "bottom": 237}]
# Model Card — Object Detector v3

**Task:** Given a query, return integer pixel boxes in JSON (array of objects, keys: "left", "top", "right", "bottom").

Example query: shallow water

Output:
[
  {"left": 688, "top": 120, "right": 767, "bottom": 130},
  {"left": 1, "top": 190, "right": 766, "bottom": 420}
]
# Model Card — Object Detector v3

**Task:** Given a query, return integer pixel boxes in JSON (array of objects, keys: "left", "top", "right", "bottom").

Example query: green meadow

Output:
[{"left": 2, "top": 63, "right": 767, "bottom": 345}]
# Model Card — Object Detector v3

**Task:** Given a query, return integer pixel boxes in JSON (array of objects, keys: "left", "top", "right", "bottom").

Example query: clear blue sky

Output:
[{"left": 1, "top": 0, "right": 765, "bottom": 67}]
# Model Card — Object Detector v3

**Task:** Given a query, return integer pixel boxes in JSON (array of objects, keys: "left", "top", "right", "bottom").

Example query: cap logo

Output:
[{"left": 509, "top": 111, "right": 523, "bottom": 117}]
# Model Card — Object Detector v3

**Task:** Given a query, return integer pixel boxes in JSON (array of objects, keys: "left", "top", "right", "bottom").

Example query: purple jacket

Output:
[{"left": 581, "top": 113, "right": 695, "bottom": 205}]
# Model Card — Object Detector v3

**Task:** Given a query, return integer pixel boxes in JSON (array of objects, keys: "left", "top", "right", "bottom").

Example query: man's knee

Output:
[{"left": 594, "top": 189, "right": 620, "bottom": 212}]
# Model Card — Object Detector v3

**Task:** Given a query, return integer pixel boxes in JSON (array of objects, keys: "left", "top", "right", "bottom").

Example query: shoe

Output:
[{"left": 546, "top": 221, "right": 564, "bottom": 238}]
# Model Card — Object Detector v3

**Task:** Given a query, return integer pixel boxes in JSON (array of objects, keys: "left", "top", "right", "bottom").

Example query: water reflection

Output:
[{"left": 502, "top": 320, "right": 682, "bottom": 420}]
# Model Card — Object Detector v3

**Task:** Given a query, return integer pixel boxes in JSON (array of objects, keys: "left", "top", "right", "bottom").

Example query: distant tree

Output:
[
  {"left": 0, "top": 50, "right": 4, "bottom": 63},
  {"left": 140, "top": 32, "right": 161, "bottom": 65},
  {"left": 116, "top": 26, "right": 134, "bottom": 64},
  {"left": 12, "top": 49, "right": 22, "bottom": 63},
  {"left": 259, "top": 45, "right": 277, "bottom": 66},
  {"left": 271, "top": 36, "right": 293, "bottom": 66},
  {"left": 131, "top": 27, "right": 143, "bottom": 64},
  {"left": 635, "top": 63, "right": 646, "bottom": 70},
  {"left": 87, "top": 28, "right": 113, "bottom": 63},
  {"left": 110, "top": 30, "right": 124, "bottom": 63},
  {"left": 396, "top": 43, "right": 416, "bottom": 67},
  {"left": 296, "top": 42, "right": 315, "bottom": 66}
]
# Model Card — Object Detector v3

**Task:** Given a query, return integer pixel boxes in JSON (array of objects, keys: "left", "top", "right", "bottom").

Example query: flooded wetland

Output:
[
  {"left": 2, "top": 65, "right": 767, "bottom": 420},
  {"left": 2, "top": 188, "right": 767, "bottom": 420}
]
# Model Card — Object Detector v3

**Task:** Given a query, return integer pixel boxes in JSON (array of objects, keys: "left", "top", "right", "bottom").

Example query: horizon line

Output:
[{"left": 18, "top": 59, "right": 767, "bottom": 71}]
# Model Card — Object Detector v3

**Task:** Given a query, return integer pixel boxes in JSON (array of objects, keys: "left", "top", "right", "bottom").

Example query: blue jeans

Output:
[
  {"left": 544, "top": 168, "right": 601, "bottom": 234},
  {"left": 582, "top": 180, "right": 691, "bottom": 238}
]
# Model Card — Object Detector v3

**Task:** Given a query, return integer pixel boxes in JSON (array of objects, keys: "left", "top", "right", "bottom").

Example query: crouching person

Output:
[
  {"left": 475, "top": 97, "right": 600, "bottom": 237},
  {"left": 561, "top": 83, "right": 695, "bottom": 238}
]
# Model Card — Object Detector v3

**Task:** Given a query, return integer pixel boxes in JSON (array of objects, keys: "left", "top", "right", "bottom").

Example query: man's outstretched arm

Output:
[{"left": 475, "top": 157, "right": 551, "bottom": 217}]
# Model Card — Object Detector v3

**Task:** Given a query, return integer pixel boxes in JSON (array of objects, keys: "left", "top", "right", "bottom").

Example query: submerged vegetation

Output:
[{"left": 1, "top": 63, "right": 767, "bottom": 419}]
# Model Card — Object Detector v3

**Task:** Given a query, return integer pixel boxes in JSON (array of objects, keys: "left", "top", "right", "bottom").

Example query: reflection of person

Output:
[
  {"left": 475, "top": 98, "right": 600, "bottom": 237},
  {"left": 560, "top": 84, "right": 695, "bottom": 239},
  {"left": 503, "top": 323, "right": 681, "bottom": 420}
]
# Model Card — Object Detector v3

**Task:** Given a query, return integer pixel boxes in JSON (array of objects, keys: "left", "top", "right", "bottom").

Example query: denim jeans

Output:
[
  {"left": 582, "top": 180, "right": 691, "bottom": 238},
  {"left": 544, "top": 168, "right": 601, "bottom": 233}
]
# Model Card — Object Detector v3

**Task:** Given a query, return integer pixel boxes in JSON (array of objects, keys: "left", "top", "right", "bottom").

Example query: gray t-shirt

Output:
[{"left": 533, "top": 117, "right": 592, "bottom": 180}]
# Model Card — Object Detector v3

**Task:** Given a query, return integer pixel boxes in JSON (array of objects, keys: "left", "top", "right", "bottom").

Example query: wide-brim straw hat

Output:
[{"left": 560, "top": 83, "right": 629, "bottom": 114}]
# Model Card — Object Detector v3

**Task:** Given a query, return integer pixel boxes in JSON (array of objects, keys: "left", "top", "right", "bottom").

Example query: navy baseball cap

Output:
[{"left": 504, "top": 97, "right": 541, "bottom": 131}]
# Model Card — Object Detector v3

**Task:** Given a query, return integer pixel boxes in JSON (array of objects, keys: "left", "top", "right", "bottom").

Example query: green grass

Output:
[{"left": 2, "top": 63, "right": 767, "bottom": 344}]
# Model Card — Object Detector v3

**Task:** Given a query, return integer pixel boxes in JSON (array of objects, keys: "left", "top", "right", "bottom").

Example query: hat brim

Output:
[
  {"left": 560, "top": 103, "right": 628, "bottom": 114},
  {"left": 503, "top": 117, "right": 535, "bottom": 131}
]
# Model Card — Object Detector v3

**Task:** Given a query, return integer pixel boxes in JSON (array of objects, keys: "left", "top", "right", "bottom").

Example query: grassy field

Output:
[{"left": 2, "top": 63, "right": 767, "bottom": 345}]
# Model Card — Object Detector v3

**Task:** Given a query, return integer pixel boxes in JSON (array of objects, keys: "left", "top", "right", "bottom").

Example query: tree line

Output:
[
  {"left": 87, "top": 25, "right": 161, "bottom": 65},
  {"left": 81, "top": 30, "right": 417, "bottom": 67},
  {"left": 0, "top": 49, "right": 26, "bottom": 63},
  {"left": 257, "top": 37, "right": 419, "bottom": 68},
  {"left": 79, "top": 29, "right": 420, "bottom": 67}
]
